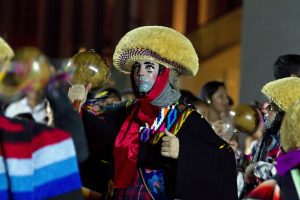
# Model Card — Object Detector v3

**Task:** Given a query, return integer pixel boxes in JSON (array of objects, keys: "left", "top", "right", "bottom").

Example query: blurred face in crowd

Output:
[
  {"left": 104, "top": 95, "right": 121, "bottom": 105},
  {"left": 209, "top": 86, "right": 229, "bottom": 113},
  {"left": 133, "top": 61, "right": 159, "bottom": 93},
  {"left": 264, "top": 102, "right": 280, "bottom": 129}
]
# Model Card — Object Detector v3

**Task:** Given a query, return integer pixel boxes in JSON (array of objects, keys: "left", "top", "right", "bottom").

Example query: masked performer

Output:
[
  {"left": 243, "top": 77, "right": 300, "bottom": 196},
  {"left": 69, "top": 26, "right": 237, "bottom": 200},
  {"left": 245, "top": 97, "right": 300, "bottom": 200}
]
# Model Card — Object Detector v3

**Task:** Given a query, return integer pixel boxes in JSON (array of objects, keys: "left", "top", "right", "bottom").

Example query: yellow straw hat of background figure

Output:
[
  {"left": 280, "top": 98, "right": 300, "bottom": 152},
  {"left": 113, "top": 26, "right": 199, "bottom": 76},
  {"left": 0, "top": 37, "right": 14, "bottom": 82},
  {"left": 261, "top": 77, "right": 300, "bottom": 111},
  {"left": 0, "top": 37, "right": 14, "bottom": 62}
]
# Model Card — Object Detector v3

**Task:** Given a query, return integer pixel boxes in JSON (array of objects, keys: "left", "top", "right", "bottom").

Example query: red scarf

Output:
[{"left": 113, "top": 68, "right": 170, "bottom": 188}]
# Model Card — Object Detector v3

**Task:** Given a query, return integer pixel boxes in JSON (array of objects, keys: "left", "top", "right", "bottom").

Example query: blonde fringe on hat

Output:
[
  {"left": 113, "top": 26, "right": 199, "bottom": 76},
  {"left": 280, "top": 98, "right": 300, "bottom": 152},
  {"left": 0, "top": 37, "right": 14, "bottom": 62},
  {"left": 261, "top": 77, "right": 300, "bottom": 111}
]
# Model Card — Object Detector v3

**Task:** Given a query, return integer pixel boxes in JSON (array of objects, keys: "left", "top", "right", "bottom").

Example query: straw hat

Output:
[
  {"left": 0, "top": 37, "right": 14, "bottom": 62},
  {"left": 280, "top": 98, "right": 300, "bottom": 152},
  {"left": 261, "top": 77, "right": 300, "bottom": 111},
  {"left": 113, "top": 26, "right": 199, "bottom": 76}
]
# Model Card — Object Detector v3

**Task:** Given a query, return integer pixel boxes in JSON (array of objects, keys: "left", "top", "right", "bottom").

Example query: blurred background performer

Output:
[
  {"left": 3, "top": 47, "right": 52, "bottom": 124},
  {"left": 0, "top": 37, "right": 88, "bottom": 200},
  {"left": 245, "top": 97, "right": 300, "bottom": 200},
  {"left": 242, "top": 77, "right": 300, "bottom": 198}
]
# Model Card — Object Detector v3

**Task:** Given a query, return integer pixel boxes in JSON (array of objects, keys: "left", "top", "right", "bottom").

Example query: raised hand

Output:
[
  {"left": 68, "top": 83, "right": 92, "bottom": 112},
  {"left": 161, "top": 129, "right": 179, "bottom": 159}
]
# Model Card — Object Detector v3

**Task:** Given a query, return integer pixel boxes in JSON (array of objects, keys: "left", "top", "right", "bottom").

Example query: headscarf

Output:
[{"left": 113, "top": 67, "right": 172, "bottom": 188}]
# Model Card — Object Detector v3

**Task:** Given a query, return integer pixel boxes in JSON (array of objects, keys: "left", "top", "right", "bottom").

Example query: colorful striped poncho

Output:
[{"left": 0, "top": 115, "right": 83, "bottom": 200}]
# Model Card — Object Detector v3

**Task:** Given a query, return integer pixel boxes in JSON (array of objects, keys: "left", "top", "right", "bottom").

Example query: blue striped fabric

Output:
[
  {"left": 6, "top": 139, "right": 76, "bottom": 176},
  {"left": 0, "top": 191, "right": 9, "bottom": 199},
  {"left": 9, "top": 157, "right": 79, "bottom": 192},
  {"left": 13, "top": 173, "right": 82, "bottom": 200},
  {"left": 0, "top": 172, "right": 8, "bottom": 190},
  {"left": 0, "top": 127, "right": 83, "bottom": 200}
]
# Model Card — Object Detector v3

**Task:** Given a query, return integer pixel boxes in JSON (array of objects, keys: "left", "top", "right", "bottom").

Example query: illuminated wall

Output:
[
  {"left": 241, "top": 0, "right": 300, "bottom": 103},
  {"left": 179, "top": 44, "right": 241, "bottom": 104}
]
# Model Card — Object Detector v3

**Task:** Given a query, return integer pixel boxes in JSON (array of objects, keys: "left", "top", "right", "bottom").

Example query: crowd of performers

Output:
[{"left": 0, "top": 26, "right": 300, "bottom": 200}]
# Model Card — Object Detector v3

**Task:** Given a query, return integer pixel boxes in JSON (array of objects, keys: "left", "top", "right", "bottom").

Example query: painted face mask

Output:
[
  {"left": 264, "top": 102, "right": 280, "bottom": 129},
  {"left": 133, "top": 61, "right": 159, "bottom": 94},
  {"left": 263, "top": 102, "right": 284, "bottom": 136}
]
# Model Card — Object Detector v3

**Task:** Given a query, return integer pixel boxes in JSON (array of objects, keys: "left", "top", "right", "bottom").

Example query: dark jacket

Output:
[
  {"left": 82, "top": 101, "right": 237, "bottom": 200},
  {"left": 45, "top": 84, "right": 89, "bottom": 163}
]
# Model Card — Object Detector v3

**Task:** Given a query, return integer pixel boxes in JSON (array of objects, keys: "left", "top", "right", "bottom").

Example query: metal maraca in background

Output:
[
  {"left": 0, "top": 47, "right": 51, "bottom": 102},
  {"left": 229, "top": 104, "right": 261, "bottom": 135}
]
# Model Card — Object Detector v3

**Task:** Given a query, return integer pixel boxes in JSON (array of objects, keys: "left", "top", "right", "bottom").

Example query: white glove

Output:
[
  {"left": 161, "top": 129, "right": 179, "bottom": 159},
  {"left": 68, "top": 84, "right": 88, "bottom": 103},
  {"left": 68, "top": 83, "right": 92, "bottom": 111}
]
